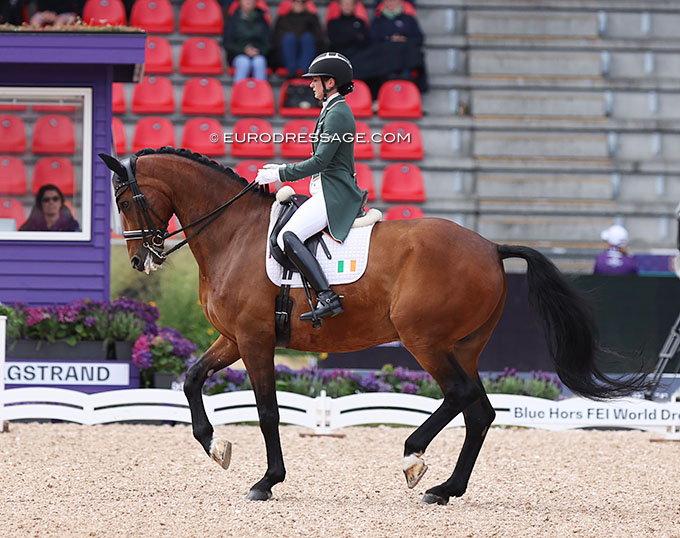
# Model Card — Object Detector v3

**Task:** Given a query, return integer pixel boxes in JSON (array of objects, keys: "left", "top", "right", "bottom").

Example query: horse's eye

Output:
[{"left": 120, "top": 200, "right": 130, "bottom": 210}]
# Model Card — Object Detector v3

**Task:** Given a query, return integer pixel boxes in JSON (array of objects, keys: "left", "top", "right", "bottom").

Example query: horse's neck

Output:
[{"left": 159, "top": 158, "right": 270, "bottom": 275}]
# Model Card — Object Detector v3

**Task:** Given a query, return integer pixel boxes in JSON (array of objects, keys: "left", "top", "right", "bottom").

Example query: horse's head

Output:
[{"left": 100, "top": 153, "right": 173, "bottom": 274}]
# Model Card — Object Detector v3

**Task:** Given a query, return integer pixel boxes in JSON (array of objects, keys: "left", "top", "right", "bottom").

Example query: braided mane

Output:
[{"left": 135, "top": 146, "right": 274, "bottom": 198}]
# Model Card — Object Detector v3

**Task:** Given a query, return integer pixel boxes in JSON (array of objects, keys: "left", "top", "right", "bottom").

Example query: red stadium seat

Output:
[
  {"left": 144, "top": 36, "right": 174, "bottom": 74},
  {"left": 345, "top": 79, "right": 372, "bottom": 118},
  {"left": 179, "top": 0, "right": 223, "bottom": 34},
  {"left": 32, "top": 157, "right": 76, "bottom": 196},
  {"left": 234, "top": 159, "right": 266, "bottom": 182},
  {"left": 179, "top": 37, "right": 224, "bottom": 75},
  {"left": 0, "top": 156, "right": 27, "bottom": 195},
  {"left": 0, "top": 114, "right": 27, "bottom": 153},
  {"left": 32, "top": 103, "right": 78, "bottom": 113},
  {"left": 279, "top": 78, "right": 321, "bottom": 117},
  {"left": 112, "top": 82, "right": 126, "bottom": 114},
  {"left": 379, "top": 121, "right": 423, "bottom": 160},
  {"left": 181, "top": 117, "right": 225, "bottom": 156},
  {"left": 130, "top": 0, "right": 175, "bottom": 33},
  {"left": 230, "top": 78, "right": 275, "bottom": 117},
  {"left": 112, "top": 116, "right": 127, "bottom": 155},
  {"left": 131, "top": 76, "right": 175, "bottom": 114},
  {"left": 377, "top": 80, "right": 422, "bottom": 119},
  {"left": 281, "top": 176, "right": 311, "bottom": 196},
  {"left": 355, "top": 162, "right": 375, "bottom": 202},
  {"left": 83, "top": 0, "right": 127, "bottom": 25},
  {"left": 132, "top": 117, "right": 176, "bottom": 152},
  {"left": 227, "top": 0, "right": 271, "bottom": 25},
  {"left": 231, "top": 118, "right": 274, "bottom": 158},
  {"left": 0, "top": 103, "right": 28, "bottom": 112},
  {"left": 181, "top": 77, "right": 225, "bottom": 115},
  {"left": 325, "top": 0, "right": 368, "bottom": 25},
  {"left": 32, "top": 115, "right": 75, "bottom": 155},
  {"left": 385, "top": 204, "right": 424, "bottom": 221},
  {"left": 277, "top": 0, "right": 317, "bottom": 16},
  {"left": 281, "top": 119, "right": 315, "bottom": 159},
  {"left": 381, "top": 163, "right": 425, "bottom": 202},
  {"left": 375, "top": 0, "right": 415, "bottom": 17},
  {"left": 0, "top": 198, "right": 26, "bottom": 230},
  {"left": 354, "top": 120, "right": 374, "bottom": 160}
]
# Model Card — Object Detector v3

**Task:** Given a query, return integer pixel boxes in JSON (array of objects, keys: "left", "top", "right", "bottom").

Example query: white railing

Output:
[
  {"left": 1, "top": 318, "right": 678, "bottom": 438},
  {"left": 1, "top": 386, "right": 679, "bottom": 439}
]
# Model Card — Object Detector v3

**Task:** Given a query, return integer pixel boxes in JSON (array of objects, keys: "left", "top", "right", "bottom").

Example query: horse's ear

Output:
[{"left": 99, "top": 153, "right": 127, "bottom": 179}]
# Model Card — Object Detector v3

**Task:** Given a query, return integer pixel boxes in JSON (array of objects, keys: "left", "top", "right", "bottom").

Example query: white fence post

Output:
[
  {"left": 0, "top": 315, "right": 6, "bottom": 426},
  {"left": 314, "top": 390, "right": 332, "bottom": 434}
]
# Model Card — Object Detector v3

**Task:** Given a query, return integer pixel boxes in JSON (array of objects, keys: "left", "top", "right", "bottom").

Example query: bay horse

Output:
[{"left": 101, "top": 147, "right": 650, "bottom": 505}]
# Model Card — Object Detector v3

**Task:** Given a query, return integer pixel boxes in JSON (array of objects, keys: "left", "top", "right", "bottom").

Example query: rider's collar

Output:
[{"left": 321, "top": 91, "right": 342, "bottom": 111}]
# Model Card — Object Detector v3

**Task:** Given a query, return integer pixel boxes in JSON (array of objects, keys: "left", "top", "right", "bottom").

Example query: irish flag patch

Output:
[{"left": 337, "top": 260, "right": 357, "bottom": 273}]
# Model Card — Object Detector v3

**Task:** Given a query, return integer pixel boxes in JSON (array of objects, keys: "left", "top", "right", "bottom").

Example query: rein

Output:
[{"left": 114, "top": 154, "right": 259, "bottom": 260}]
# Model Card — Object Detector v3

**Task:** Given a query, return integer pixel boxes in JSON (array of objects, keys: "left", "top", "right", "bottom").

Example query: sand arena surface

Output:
[{"left": 1, "top": 422, "right": 679, "bottom": 538}]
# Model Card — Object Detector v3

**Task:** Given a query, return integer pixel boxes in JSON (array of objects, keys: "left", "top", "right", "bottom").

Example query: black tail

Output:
[{"left": 498, "top": 244, "right": 652, "bottom": 400}]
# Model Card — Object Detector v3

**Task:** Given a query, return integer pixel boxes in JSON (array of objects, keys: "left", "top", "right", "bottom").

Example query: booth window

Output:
[{"left": 0, "top": 87, "right": 92, "bottom": 241}]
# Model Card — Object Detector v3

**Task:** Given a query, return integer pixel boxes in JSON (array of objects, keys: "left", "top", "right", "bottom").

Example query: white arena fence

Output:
[{"left": 1, "top": 317, "right": 679, "bottom": 438}]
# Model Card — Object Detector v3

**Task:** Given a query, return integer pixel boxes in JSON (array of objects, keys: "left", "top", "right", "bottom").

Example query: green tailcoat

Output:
[{"left": 278, "top": 95, "right": 364, "bottom": 242}]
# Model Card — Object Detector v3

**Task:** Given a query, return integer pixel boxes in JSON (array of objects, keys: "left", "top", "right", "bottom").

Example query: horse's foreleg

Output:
[
  {"left": 402, "top": 352, "right": 482, "bottom": 495},
  {"left": 183, "top": 336, "right": 241, "bottom": 468},
  {"left": 240, "top": 345, "right": 285, "bottom": 501}
]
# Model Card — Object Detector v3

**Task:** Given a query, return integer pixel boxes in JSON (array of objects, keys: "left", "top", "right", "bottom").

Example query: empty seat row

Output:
[
  {"left": 0, "top": 114, "right": 75, "bottom": 154},
  {"left": 114, "top": 78, "right": 422, "bottom": 119},
  {"left": 113, "top": 117, "right": 423, "bottom": 160},
  {"left": 201, "top": 156, "right": 424, "bottom": 204},
  {"left": 0, "top": 156, "right": 76, "bottom": 196},
  {"left": 84, "top": 0, "right": 376, "bottom": 34}
]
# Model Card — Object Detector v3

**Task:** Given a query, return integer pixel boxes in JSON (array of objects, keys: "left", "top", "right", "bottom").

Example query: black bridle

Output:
[{"left": 114, "top": 154, "right": 259, "bottom": 260}]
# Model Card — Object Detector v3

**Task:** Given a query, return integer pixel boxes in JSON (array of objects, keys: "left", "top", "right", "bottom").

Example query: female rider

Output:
[{"left": 255, "top": 52, "right": 364, "bottom": 324}]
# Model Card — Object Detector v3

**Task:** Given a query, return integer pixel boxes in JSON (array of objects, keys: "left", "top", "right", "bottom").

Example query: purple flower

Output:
[
  {"left": 132, "top": 334, "right": 153, "bottom": 369},
  {"left": 401, "top": 382, "right": 419, "bottom": 394},
  {"left": 84, "top": 316, "right": 97, "bottom": 327},
  {"left": 26, "top": 307, "right": 48, "bottom": 326},
  {"left": 275, "top": 364, "right": 293, "bottom": 375},
  {"left": 224, "top": 368, "right": 246, "bottom": 385}
]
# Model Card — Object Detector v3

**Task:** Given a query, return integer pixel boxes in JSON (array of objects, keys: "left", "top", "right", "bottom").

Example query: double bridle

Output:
[{"left": 114, "top": 154, "right": 258, "bottom": 260}]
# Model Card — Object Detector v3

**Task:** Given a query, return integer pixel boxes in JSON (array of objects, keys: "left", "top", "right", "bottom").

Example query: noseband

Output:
[{"left": 114, "top": 155, "right": 258, "bottom": 260}]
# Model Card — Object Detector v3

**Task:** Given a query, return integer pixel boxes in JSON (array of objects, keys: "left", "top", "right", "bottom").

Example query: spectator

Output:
[
  {"left": 273, "top": 0, "right": 326, "bottom": 77},
  {"left": 327, "top": 0, "right": 370, "bottom": 60},
  {"left": 29, "top": 0, "right": 84, "bottom": 27},
  {"left": 223, "top": 0, "right": 272, "bottom": 82},
  {"left": 19, "top": 184, "right": 80, "bottom": 232},
  {"left": 363, "top": 0, "right": 427, "bottom": 93},
  {"left": 593, "top": 224, "right": 637, "bottom": 275}
]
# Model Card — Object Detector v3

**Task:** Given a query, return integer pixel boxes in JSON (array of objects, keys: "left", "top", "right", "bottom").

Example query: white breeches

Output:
[{"left": 277, "top": 186, "right": 329, "bottom": 252}]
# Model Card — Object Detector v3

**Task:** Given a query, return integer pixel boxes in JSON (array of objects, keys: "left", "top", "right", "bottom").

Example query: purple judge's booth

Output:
[{"left": 0, "top": 31, "right": 145, "bottom": 392}]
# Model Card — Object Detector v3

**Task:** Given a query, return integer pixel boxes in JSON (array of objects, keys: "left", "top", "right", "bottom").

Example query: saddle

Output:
[{"left": 268, "top": 188, "right": 370, "bottom": 274}]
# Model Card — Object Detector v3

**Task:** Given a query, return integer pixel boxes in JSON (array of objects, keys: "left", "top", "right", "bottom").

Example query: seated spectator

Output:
[
  {"left": 20, "top": 184, "right": 80, "bottom": 232},
  {"left": 273, "top": 0, "right": 326, "bottom": 77},
  {"left": 359, "top": 0, "right": 427, "bottom": 94},
  {"left": 223, "top": 0, "right": 272, "bottom": 82},
  {"left": 327, "top": 0, "right": 370, "bottom": 60},
  {"left": 29, "top": 0, "right": 83, "bottom": 27},
  {"left": 593, "top": 224, "right": 637, "bottom": 275}
]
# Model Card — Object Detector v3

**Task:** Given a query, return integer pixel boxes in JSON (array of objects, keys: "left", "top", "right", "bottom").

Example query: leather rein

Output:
[{"left": 114, "top": 154, "right": 259, "bottom": 260}]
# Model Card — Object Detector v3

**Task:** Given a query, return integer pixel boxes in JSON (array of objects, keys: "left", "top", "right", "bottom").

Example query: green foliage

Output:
[{"left": 110, "top": 245, "right": 217, "bottom": 355}]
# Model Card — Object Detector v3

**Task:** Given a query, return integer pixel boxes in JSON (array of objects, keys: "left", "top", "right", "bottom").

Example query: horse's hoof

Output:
[
  {"left": 246, "top": 489, "right": 272, "bottom": 501},
  {"left": 209, "top": 439, "right": 232, "bottom": 470},
  {"left": 403, "top": 453, "right": 428, "bottom": 489},
  {"left": 421, "top": 493, "right": 448, "bottom": 505}
]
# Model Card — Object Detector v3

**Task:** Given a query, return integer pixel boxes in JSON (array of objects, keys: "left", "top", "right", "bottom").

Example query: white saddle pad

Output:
[{"left": 265, "top": 198, "right": 378, "bottom": 288}]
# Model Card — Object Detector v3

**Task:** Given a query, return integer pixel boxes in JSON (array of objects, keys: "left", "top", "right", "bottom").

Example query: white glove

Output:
[
  {"left": 263, "top": 163, "right": 284, "bottom": 170},
  {"left": 255, "top": 167, "right": 280, "bottom": 185}
]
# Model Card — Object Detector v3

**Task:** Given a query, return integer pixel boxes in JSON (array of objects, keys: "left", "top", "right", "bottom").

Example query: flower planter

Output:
[
  {"left": 152, "top": 371, "right": 176, "bottom": 389},
  {"left": 113, "top": 341, "right": 134, "bottom": 361},
  {"left": 7, "top": 340, "right": 109, "bottom": 360}
]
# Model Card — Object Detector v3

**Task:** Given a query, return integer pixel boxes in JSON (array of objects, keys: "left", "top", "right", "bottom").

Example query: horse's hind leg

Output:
[{"left": 184, "top": 336, "right": 241, "bottom": 468}]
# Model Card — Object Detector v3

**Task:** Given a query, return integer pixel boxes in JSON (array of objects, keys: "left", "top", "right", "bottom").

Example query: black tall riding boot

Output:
[{"left": 281, "top": 231, "right": 344, "bottom": 322}]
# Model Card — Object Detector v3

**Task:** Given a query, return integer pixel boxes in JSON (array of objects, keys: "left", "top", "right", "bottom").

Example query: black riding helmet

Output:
[{"left": 302, "top": 52, "right": 354, "bottom": 99}]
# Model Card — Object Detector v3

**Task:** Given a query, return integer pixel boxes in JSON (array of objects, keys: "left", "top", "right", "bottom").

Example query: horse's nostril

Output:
[{"left": 131, "top": 255, "right": 141, "bottom": 270}]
